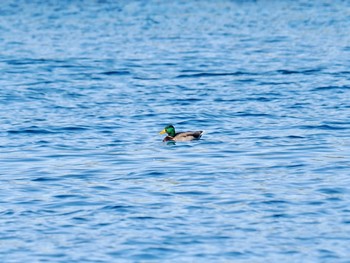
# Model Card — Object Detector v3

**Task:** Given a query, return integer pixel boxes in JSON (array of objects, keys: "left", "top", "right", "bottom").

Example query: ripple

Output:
[
  {"left": 7, "top": 127, "right": 55, "bottom": 135},
  {"left": 176, "top": 71, "right": 255, "bottom": 78},
  {"left": 312, "top": 85, "right": 350, "bottom": 91},
  {"left": 317, "top": 187, "right": 348, "bottom": 195},
  {"left": 298, "top": 124, "right": 348, "bottom": 130},
  {"left": 276, "top": 69, "right": 322, "bottom": 75},
  {"left": 100, "top": 70, "right": 131, "bottom": 76}
]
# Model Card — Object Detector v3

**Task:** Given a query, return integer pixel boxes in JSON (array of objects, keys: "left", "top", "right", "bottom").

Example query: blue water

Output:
[{"left": 1, "top": 0, "right": 350, "bottom": 262}]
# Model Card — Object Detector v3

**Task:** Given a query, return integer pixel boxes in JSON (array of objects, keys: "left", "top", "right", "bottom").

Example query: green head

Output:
[{"left": 159, "top": 125, "right": 176, "bottom": 137}]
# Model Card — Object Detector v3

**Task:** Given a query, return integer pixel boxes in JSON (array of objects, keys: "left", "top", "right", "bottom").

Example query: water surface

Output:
[{"left": 1, "top": 0, "right": 350, "bottom": 262}]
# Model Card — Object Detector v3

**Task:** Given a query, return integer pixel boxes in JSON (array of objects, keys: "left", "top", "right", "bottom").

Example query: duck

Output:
[{"left": 159, "top": 125, "right": 203, "bottom": 142}]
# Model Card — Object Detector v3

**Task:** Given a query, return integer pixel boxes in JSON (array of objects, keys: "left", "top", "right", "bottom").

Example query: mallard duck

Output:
[{"left": 159, "top": 125, "right": 203, "bottom": 142}]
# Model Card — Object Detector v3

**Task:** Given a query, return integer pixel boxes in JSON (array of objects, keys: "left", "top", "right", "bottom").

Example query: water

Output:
[{"left": 1, "top": 0, "right": 350, "bottom": 262}]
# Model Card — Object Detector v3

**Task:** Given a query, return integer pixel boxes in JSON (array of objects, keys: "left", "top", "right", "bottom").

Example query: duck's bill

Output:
[{"left": 159, "top": 129, "right": 166, "bottom": 134}]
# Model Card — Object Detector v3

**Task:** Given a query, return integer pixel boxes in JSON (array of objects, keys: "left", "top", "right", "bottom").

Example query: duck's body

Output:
[{"left": 159, "top": 125, "right": 203, "bottom": 142}]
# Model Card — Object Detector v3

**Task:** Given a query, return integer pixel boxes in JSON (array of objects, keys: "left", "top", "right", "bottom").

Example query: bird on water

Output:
[{"left": 159, "top": 125, "right": 203, "bottom": 142}]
